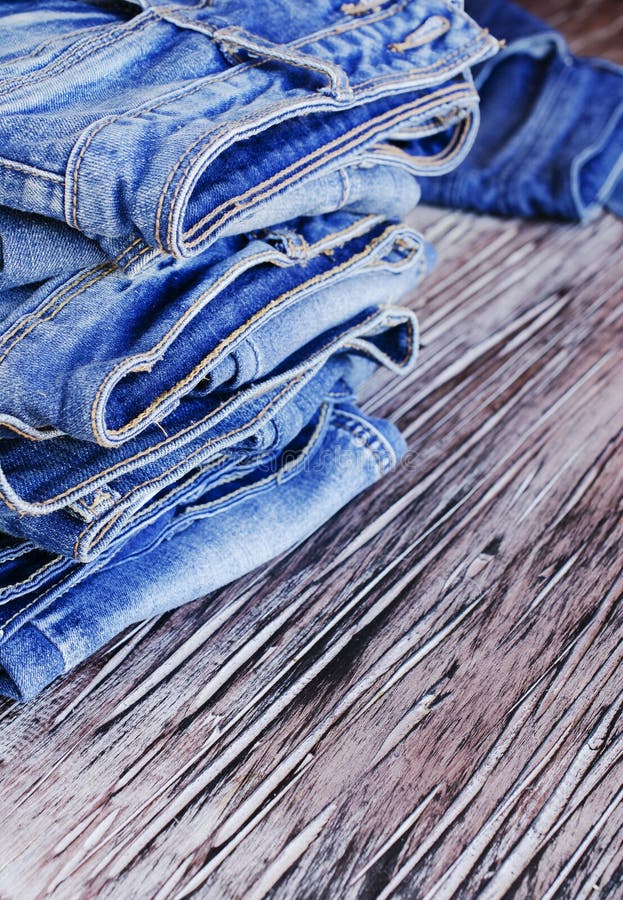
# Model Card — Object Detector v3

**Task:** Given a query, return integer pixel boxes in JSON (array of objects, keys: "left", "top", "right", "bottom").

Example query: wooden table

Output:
[{"left": 1, "top": 2, "right": 623, "bottom": 897}]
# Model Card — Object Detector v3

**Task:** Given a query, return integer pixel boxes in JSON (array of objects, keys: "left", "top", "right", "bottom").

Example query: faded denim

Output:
[
  {"left": 0, "top": 0, "right": 498, "bottom": 259},
  {"left": 0, "top": 306, "right": 417, "bottom": 561},
  {"left": 0, "top": 211, "right": 431, "bottom": 447},
  {"left": 0, "top": 0, "right": 507, "bottom": 701},
  {"left": 0, "top": 395, "right": 405, "bottom": 702}
]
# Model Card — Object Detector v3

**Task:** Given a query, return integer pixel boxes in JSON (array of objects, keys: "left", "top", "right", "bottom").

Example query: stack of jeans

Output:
[
  {"left": 0, "top": 0, "right": 501, "bottom": 700},
  {"left": 1, "top": 0, "right": 622, "bottom": 702}
]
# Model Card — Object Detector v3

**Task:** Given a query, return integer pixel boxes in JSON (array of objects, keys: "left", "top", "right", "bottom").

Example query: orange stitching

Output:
[
  {"left": 389, "top": 16, "right": 451, "bottom": 53},
  {"left": 0, "top": 266, "right": 115, "bottom": 366},
  {"left": 0, "top": 264, "right": 111, "bottom": 357},
  {"left": 180, "top": 82, "right": 479, "bottom": 250},
  {"left": 0, "top": 16, "right": 156, "bottom": 101},
  {"left": 0, "top": 421, "right": 52, "bottom": 442},
  {"left": 69, "top": 2, "right": 400, "bottom": 234},
  {"left": 91, "top": 218, "right": 397, "bottom": 442},
  {"left": 80, "top": 305, "right": 412, "bottom": 556}
]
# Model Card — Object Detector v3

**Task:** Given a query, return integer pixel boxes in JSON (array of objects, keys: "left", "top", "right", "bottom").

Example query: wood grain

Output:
[{"left": 1, "top": 2, "right": 623, "bottom": 898}]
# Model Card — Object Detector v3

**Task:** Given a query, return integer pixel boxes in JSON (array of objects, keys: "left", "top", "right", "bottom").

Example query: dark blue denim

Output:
[{"left": 419, "top": 0, "right": 623, "bottom": 221}]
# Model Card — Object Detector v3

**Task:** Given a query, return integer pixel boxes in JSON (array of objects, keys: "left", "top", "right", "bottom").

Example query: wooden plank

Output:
[{"left": 1, "top": 2, "right": 623, "bottom": 898}]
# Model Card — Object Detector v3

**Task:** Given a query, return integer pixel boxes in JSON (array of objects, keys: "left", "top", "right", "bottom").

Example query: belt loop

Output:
[{"left": 211, "top": 26, "right": 353, "bottom": 101}]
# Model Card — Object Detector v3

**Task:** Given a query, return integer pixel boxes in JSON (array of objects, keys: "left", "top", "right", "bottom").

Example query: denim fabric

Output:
[
  {"left": 0, "top": 308, "right": 416, "bottom": 561},
  {"left": 419, "top": 0, "right": 623, "bottom": 221},
  {"left": 0, "top": 154, "right": 424, "bottom": 288},
  {"left": 0, "top": 0, "right": 510, "bottom": 702},
  {"left": 0, "top": 204, "right": 109, "bottom": 290},
  {"left": 0, "top": 212, "right": 430, "bottom": 446},
  {"left": 0, "top": 0, "right": 498, "bottom": 258},
  {"left": 0, "top": 398, "right": 405, "bottom": 701}
]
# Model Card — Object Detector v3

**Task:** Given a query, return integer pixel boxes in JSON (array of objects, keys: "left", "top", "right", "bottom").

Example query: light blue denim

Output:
[
  {"left": 0, "top": 304, "right": 417, "bottom": 561},
  {"left": 0, "top": 395, "right": 405, "bottom": 701},
  {"left": 0, "top": 0, "right": 507, "bottom": 702}
]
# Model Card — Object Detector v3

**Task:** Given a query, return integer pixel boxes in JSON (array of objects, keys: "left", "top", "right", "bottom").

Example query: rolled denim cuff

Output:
[{"left": 0, "top": 622, "right": 64, "bottom": 702}]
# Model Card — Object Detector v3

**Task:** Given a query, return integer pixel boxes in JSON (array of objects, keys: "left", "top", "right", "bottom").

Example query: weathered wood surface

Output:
[{"left": 1, "top": 2, "right": 623, "bottom": 897}]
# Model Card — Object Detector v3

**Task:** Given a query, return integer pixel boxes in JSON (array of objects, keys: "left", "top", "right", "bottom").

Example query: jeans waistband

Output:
[{"left": 0, "top": 0, "right": 498, "bottom": 254}]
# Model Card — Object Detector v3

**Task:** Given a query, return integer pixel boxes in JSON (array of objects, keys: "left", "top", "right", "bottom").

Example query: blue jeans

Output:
[
  {"left": 419, "top": 0, "right": 623, "bottom": 221},
  {"left": 0, "top": 396, "right": 405, "bottom": 702},
  {"left": 0, "top": 307, "right": 417, "bottom": 561},
  {"left": 0, "top": 0, "right": 498, "bottom": 258},
  {"left": 0, "top": 211, "right": 431, "bottom": 446},
  {"left": 0, "top": 208, "right": 422, "bottom": 561},
  {"left": 0, "top": 0, "right": 504, "bottom": 700}
]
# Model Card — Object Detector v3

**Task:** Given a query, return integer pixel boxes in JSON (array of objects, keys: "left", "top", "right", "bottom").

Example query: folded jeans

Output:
[{"left": 0, "top": 398, "right": 406, "bottom": 701}]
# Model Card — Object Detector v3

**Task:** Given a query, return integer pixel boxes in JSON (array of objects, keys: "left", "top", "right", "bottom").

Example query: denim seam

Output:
[
  {"left": 332, "top": 409, "right": 396, "bottom": 471},
  {"left": 63, "top": 0, "right": 404, "bottom": 232},
  {"left": 75, "top": 374, "right": 307, "bottom": 557},
  {"left": 0, "top": 544, "right": 31, "bottom": 566},
  {"left": 338, "top": 167, "right": 352, "bottom": 208},
  {"left": 75, "top": 308, "right": 410, "bottom": 557},
  {"left": 368, "top": 111, "right": 471, "bottom": 171},
  {"left": 0, "top": 157, "right": 63, "bottom": 182},
  {"left": 492, "top": 62, "right": 569, "bottom": 216},
  {"left": 0, "top": 485, "right": 178, "bottom": 635},
  {"left": 0, "top": 264, "right": 115, "bottom": 365},
  {"left": 105, "top": 451, "right": 235, "bottom": 558},
  {"left": 0, "top": 422, "right": 55, "bottom": 442},
  {"left": 0, "top": 234, "right": 158, "bottom": 369},
  {"left": 89, "top": 214, "right": 386, "bottom": 444},
  {"left": 122, "top": 244, "right": 161, "bottom": 272},
  {"left": 89, "top": 451, "right": 231, "bottom": 568},
  {"left": 342, "top": 311, "right": 414, "bottom": 368},
  {"left": 0, "top": 557, "right": 64, "bottom": 605},
  {"left": 172, "top": 52, "right": 488, "bottom": 251},
  {"left": 89, "top": 247, "right": 280, "bottom": 442},
  {"left": 334, "top": 419, "right": 393, "bottom": 471},
  {"left": 0, "top": 365, "right": 299, "bottom": 517},
  {"left": 0, "top": 14, "right": 157, "bottom": 100},
  {"left": 0, "top": 266, "right": 116, "bottom": 367},
  {"left": 91, "top": 218, "right": 402, "bottom": 444},
  {"left": 179, "top": 83, "right": 478, "bottom": 250},
  {"left": 88, "top": 306, "right": 389, "bottom": 510},
  {"left": 2, "top": 20, "right": 123, "bottom": 68},
  {"left": 573, "top": 99, "right": 623, "bottom": 216},
  {"left": 158, "top": 403, "right": 332, "bottom": 535}
]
